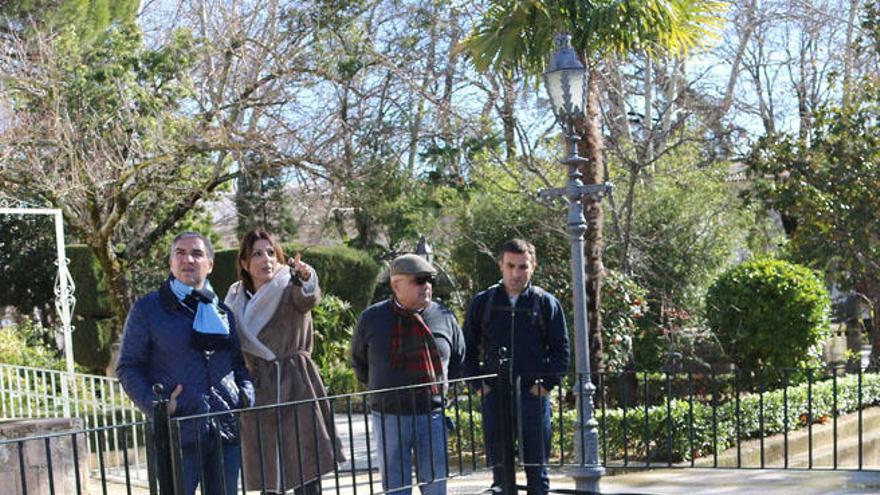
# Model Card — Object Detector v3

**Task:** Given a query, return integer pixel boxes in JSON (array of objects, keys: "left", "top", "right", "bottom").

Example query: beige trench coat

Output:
[{"left": 235, "top": 282, "right": 344, "bottom": 492}]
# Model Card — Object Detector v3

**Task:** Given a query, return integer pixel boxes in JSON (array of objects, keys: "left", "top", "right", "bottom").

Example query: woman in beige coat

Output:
[{"left": 225, "top": 228, "right": 343, "bottom": 494}]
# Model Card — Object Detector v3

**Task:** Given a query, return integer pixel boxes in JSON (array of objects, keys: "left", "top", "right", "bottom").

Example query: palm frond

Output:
[{"left": 464, "top": 0, "right": 728, "bottom": 78}]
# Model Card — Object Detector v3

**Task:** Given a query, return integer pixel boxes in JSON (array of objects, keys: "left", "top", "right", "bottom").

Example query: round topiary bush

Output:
[{"left": 705, "top": 258, "right": 831, "bottom": 374}]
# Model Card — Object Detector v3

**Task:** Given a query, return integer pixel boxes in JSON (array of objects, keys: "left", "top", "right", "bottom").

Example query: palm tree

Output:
[{"left": 465, "top": 0, "right": 725, "bottom": 373}]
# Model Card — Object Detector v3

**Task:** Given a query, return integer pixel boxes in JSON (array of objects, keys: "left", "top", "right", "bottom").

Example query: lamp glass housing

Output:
[
  {"left": 543, "top": 33, "right": 587, "bottom": 125},
  {"left": 543, "top": 67, "right": 587, "bottom": 123}
]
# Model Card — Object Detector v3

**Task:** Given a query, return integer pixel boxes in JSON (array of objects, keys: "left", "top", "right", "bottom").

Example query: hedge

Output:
[
  {"left": 67, "top": 245, "right": 114, "bottom": 372},
  {"left": 67, "top": 244, "right": 112, "bottom": 318},
  {"left": 211, "top": 244, "right": 380, "bottom": 312},
  {"left": 71, "top": 317, "right": 115, "bottom": 372},
  {"left": 447, "top": 372, "right": 880, "bottom": 464},
  {"left": 591, "top": 372, "right": 880, "bottom": 462}
]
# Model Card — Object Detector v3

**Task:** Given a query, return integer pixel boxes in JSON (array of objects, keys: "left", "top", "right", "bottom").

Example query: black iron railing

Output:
[{"left": 2, "top": 366, "right": 880, "bottom": 494}]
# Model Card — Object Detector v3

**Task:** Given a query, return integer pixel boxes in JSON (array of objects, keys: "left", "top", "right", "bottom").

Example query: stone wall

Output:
[{"left": 0, "top": 418, "right": 88, "bottom": 495}]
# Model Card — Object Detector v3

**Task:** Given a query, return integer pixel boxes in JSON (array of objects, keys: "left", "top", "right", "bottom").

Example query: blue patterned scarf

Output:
[{"left": 170, "top": 278, "right": 230, "bottom": 350}]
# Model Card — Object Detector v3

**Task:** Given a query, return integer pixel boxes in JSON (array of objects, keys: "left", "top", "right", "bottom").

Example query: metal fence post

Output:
[
  {"left": 497, "top": 347, "right": 517, "bottom": 495},
  {"left": 149, "top": 384, "right": 174, "bottom": 494}
]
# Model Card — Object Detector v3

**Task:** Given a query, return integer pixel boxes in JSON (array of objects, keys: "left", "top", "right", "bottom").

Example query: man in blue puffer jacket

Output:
[
  {"left": 117, "top": 231, "right": 255, "bottom": 495},
  {"left": 463, "top": 239, "right": 570, "bottom": 495}
]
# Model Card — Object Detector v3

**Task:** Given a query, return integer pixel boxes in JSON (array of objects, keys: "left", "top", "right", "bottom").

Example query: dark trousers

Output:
[
  {"left": 482, "top": 388, "right": 552, "bottom": 495},
  {"left": 180, "top": 437, "right": 241, "bottom": 495}
]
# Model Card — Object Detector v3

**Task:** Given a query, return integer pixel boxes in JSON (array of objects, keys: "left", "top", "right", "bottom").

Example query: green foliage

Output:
[
  {"left": 1, "top": 20, "right": 224, "bottom": 325},
  {"left": 345, "top": 163, "right": 447, "bottom": 258},
  {"left": 465, "top": 0, "right": 725, "bottom": 77},
  {"left": 0, "top": 214, "right": 56, "bottom": 318},
  {"left": 0, "top": 238, "right": 117, "bottom": 371},
  {"left": 67, "top": 245, "right": 112, "bottom": 318},
  {"left": 605, "top": 153, "right": 770, "bottom": 370},
  {"left": 234, "top": 158, "right": 298, "bottom": 243},
  {"left": 705, "top": 259, "right": 832, "bottom": 374},
  {"left": 299, "top": 245, "right": 381, "bottom": 312},
  {"left": 595, "top": 371, "right": 880, "bottom": 462},
  {"left": 602, "top": 270, "right": 649, "bottom": 372},
  {"left": 70, "top": 318, "right": 114, "bottom": 373},
  {"left": 0, "top": 0, "right": 139, "bottom": 45},
  {"left": 446, "top": 390, "right": 486, "bottom": 458},
  {"left": 866, "top": 2, "right": 880, "bottom": 57},
  {"left": 745, "top": 85, "right": 880, "bottom": 324},
  {"left": 435, "top": 371, "right": 880, "bottom": 464},
  {"left": 0, "top": 319, "right": 68, "bottom": 370},
  {"left": 451, "top": 161, "right": 569, "bottom": 301},
  {"left": 212, "top": 244, "right": 380, "bottom": 312},
  {"left": 613, "top": 160, "right": 756, "bottom": 318},
  {"left": 311, "top": 295, "right": 359, "bottom": 394},
  {"left": 66, "top": 244, "right": 114, "bottom": 372}
]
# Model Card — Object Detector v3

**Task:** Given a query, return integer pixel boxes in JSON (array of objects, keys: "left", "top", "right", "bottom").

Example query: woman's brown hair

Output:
[{"left": 236, "top": 228, "right": 286, "bottom": 293}]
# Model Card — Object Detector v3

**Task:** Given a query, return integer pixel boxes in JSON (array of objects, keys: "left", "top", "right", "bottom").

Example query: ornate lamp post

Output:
[{"left": 540, "top": 33, "right": 610, "bottom": 493}]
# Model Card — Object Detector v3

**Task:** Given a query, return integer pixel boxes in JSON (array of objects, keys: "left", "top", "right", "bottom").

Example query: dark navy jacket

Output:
[
  {"left": 463, "top": 284, "right": 570, "bottom": 390},
  {"left": 116, "top": 279, "right": 255, "bottom": 447}
]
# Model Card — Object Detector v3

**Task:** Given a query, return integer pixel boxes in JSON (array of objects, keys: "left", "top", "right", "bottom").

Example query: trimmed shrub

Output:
[
  {"left": 210, "top": 249, "right": 240, "bottom": 300},
  {"left": 71, "top": 317, "right": 115, "bottom": 372},
  {"left": 212, "top": 244, "right": 380, "bottom": 312},
  {"left": 591, "top": 371, "right": 880, "bottom": 462},
  {"left": 67, "top": 244, "right": 112, "bottom": 318},
  {"left": 0, "top": 215, "right": 56, "bottom": 315},
  {"left": 705, "top": 259, "right": 831, "bottom": 375},
  {"left": 444, "top": 370, "right": 880, "bottom": 465},
  {"left": 66, "top": 245, "right": 115, "bottom": 372},
  {"left": 297, "top": 245, "right": 380, "bottom": 312}
]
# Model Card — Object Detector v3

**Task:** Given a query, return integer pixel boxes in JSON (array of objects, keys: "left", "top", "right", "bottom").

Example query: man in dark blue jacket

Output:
[
  {"left": 463, "top": 239, "right": 570, "bottom": 495},
  {"left": 117, "top": 232, "right": 254, "bottom": 495}
]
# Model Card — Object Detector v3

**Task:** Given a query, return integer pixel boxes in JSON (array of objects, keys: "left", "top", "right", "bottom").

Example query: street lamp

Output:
[{"left": 540, "top": 33, "right": 609, "bottom": 493}]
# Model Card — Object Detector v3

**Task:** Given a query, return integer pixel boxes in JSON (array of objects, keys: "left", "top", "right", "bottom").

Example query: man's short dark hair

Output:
[
  {"left": 499, "top": 239, "right": 536, "bottom": 263},
  {"left": 170, "top": 231, "right": 215, "bottom": 260}
]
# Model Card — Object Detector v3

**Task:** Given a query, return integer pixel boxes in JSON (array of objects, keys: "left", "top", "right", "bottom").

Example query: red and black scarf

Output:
[{"left": 390, "top": 300, "right": 444, "bottom": 394}]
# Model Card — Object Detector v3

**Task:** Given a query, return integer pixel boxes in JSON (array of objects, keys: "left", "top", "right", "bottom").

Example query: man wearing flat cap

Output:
[{"left": 351, "top": 254, "right": 465, "bottom": 495}]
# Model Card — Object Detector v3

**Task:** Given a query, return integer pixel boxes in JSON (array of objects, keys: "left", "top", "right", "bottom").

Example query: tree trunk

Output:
[
  {"left": 500, "top": 70, "right": 517, "bottom": 161},
  {"left": 578, "top": 70, "right": 605, "bottom": 375},
  {"left": 842, "top": 0, "right": 861, "bottom": 109}
]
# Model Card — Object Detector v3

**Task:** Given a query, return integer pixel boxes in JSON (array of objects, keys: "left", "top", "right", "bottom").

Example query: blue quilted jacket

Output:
[{"left": 116, "top": 279, "right": 255, "bottom": 447}]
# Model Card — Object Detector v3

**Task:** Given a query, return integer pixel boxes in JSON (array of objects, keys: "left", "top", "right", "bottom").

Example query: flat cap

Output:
[{"left": 390, "top": 254, "right": 436, "bottom": 276}]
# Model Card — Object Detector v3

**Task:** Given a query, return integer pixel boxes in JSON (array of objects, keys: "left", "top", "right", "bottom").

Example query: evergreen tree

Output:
[
  {"left": 1, "top": 0, "right": 140, "bottom": 44},
  {"left": 0, "top": 213, "right": 56, "bottom": 323},
  {"left": 234, "top": 154, "right": 298, "bottom": 242}
]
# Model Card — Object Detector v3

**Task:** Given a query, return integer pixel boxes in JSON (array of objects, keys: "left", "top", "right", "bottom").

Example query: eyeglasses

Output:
[{"left": 413, "top": 275, "right": 435, "bottom": 285}]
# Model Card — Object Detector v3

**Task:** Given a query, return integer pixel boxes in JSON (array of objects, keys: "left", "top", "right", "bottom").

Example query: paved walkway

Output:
[
  {"left": 93, "top": 413, "right": 880, "bottom": 494},
  {"left": 595, "top": 468, "right": 880, "bottom": 495},
  {"left": 336, "top": 412, "right": 378, "bottom": 472},
  {"left": 96, "top": 465, "right": 880, "bottom": 494},
  {"left": 360, "top": 468, "right": 880, "bottom": 495}
]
